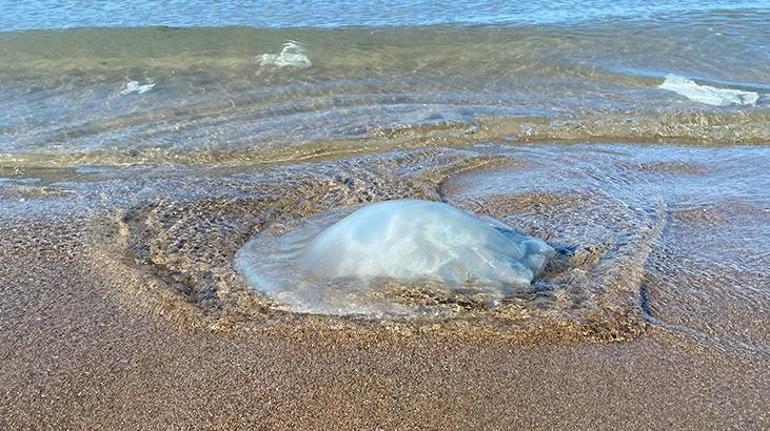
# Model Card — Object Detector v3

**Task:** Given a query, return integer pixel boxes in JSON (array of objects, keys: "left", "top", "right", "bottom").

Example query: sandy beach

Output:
[
  {"left": 2, "top": 144, "right": 769, "bottom": 429},
  {"left": 1, "top": 217, "right": 767, "bottom": 429}
]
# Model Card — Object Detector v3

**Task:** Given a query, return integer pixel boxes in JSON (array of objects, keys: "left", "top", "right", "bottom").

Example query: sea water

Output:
[{"left": 1, "top": 0, "right": 769, "bottom": 351}]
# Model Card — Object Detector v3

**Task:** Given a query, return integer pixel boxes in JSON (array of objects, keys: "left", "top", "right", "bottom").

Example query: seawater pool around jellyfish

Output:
[{"left": 235, "top": 200, "right": 555, "bottom": 316}]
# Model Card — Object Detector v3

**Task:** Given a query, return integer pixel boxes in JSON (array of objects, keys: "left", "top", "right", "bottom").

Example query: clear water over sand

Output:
[{"left": 1, "top": 6, "right": 769, "bottom": 352}]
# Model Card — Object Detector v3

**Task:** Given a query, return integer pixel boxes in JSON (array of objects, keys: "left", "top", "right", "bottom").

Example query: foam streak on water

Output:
[
  {"left": 259, "top": 41, "right": 312, "bottom": 68},
  {"left": 659, "top": 74, "right": 760, "bottom": 106}
]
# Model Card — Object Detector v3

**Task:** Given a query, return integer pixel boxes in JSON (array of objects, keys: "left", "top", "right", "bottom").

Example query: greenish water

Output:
[{"left": 1, "top": 12, "right": 769, "bottom": 167}]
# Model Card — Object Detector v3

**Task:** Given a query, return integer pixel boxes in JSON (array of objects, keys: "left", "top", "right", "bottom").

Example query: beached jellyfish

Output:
[{"left": 235, "top": 199, "right": 554, "bottom": 316}]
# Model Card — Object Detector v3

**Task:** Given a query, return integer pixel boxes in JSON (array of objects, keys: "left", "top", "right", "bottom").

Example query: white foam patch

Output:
[
  {"left": 659, "top": 74, "right": 759, "bottom": 107},
  {"left": 120, "top": 80, "right": 155, "bottom": 96},
  {"left": 259, "top": 41, "right": 312, "bottom": 68}
]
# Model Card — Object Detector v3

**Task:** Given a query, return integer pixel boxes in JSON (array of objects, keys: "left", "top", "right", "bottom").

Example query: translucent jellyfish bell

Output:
[
  {"left": 301, "top": 200, "right": 551, "bottom": 286},
  {"left": 235, "top": 200, "right": 554, "bottom": 316}
]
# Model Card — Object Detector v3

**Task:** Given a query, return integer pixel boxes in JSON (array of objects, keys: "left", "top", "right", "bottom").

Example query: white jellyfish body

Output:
[
  {"left": 235, "top": 199, "right": 554, "bottom": 316},
  {"left": 301, "top": 200, "right": 551, "bottom": 286}
]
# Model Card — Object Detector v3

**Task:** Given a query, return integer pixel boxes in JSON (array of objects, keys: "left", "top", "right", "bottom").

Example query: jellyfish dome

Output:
[
  {"left": 301, "top": 200, "right": 551, "bottom": 285},
  {"left": 235, "top": 199, "right": 554, "bottom": 315}
]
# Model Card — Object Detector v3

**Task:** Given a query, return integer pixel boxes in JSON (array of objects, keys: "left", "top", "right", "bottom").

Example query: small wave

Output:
[
  {"left": 119, "top": 79, "right": 156, "bottom": 96},
  {"left": 259, "top": 41, "right": 312, "bottom": 68},
  {"left": 659, "top": 74, "right": 759, "bottom": 107}
]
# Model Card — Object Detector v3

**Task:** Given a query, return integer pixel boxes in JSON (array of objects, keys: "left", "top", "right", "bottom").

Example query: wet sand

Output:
[
  {"left": 2, "top": 143, "right": 769, "bottom": 429},
  {"left": 1, "top": 219, "right": 768, "bottom": 430}
]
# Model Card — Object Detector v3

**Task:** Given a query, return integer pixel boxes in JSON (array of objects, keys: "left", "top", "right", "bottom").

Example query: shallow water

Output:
[
  {"left": 3, "top": 142, "right": 768, "bottom": 355},
  {"left": 1, "top": 3, "right": 769, "bottom": 355}
]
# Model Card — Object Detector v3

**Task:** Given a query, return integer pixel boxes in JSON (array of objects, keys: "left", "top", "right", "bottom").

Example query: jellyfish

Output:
[{"left": 235, "top": 199, "right": 554, "bottom": 315}]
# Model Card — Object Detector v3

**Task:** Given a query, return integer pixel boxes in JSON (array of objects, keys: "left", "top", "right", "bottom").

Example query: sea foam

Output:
[
  {"left": 659, "top": 74, "right": 759, "bottom": 106},
  {"left": 119, "top": 79, "right": 155, "bottom": 96},
  {"left": 259, "top": 41, "right": 312, "bottom": 68}
]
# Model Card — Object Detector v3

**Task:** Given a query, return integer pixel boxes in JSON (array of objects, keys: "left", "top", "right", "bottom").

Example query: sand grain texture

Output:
[{"left": 1, "top": 215, "right": 768, "bottom": 430}]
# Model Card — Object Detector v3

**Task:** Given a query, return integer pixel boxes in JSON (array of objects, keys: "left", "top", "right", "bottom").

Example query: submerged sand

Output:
[{"left": 1, "top": 143, "right": 769, "bottom": 429}]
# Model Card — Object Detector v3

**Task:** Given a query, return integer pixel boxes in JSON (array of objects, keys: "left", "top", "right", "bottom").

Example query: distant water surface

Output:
[{"left": 2, "top": 0, "right": 768, "bottom": 30}]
